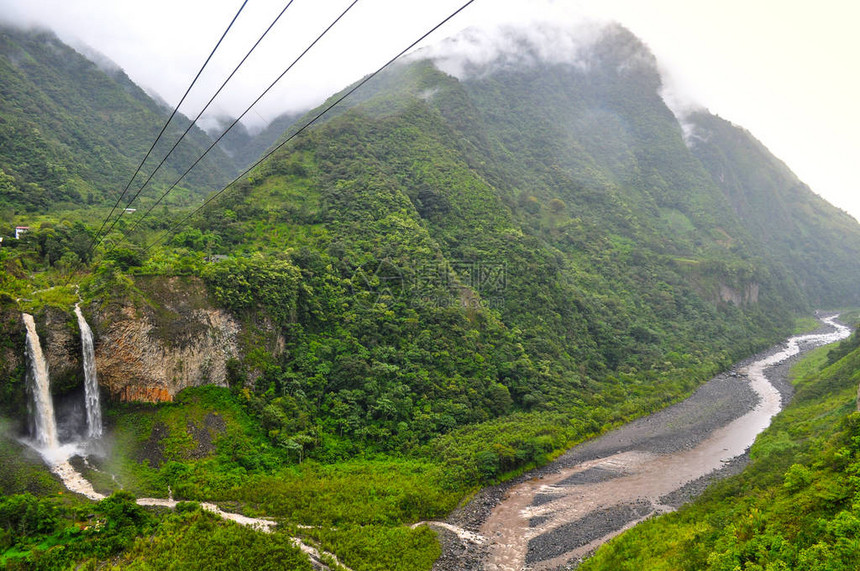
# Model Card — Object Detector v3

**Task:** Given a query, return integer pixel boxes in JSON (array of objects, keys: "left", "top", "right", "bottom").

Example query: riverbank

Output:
[
  {"left": 580, "top": 318, "right": 860, "bottom": 570},
  {"left": 433, "top": 316, "right": 850, "bottom": 571}
]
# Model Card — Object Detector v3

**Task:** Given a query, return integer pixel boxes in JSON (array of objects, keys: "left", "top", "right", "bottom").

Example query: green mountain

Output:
[
  {"left": 0, "top": 25, "right": 235, "bottom": 213},
  {"left": 1, "top": 21, "right": 859, "bottom": 570},
  {"left": 146, "top": 22, "right": 860, "bottom": 465},
  {"left": 689, "top": 112, "right": 860, "bottom": 307}
]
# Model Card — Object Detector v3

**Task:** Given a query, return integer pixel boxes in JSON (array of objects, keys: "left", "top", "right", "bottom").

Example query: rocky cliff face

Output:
[
  {"left": 4, "top": 276, "right": 282, "bottom": 407},
  {"left": 89, "top": 276, "right": 245, "bottom": 403},
  {"left": 93, "top": 303, "right": 240, "bottom": 403},
  {"left": 718, "top": 282, "right": 760, "bottom": 306},
  {"left": 42, "top": 308, "right": 82, "bottom": 393}
]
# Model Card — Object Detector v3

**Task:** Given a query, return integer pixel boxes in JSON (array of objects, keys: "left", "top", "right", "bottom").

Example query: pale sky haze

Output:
[{"left": 1, "top": 0, "right": 858, "bottom": 221}]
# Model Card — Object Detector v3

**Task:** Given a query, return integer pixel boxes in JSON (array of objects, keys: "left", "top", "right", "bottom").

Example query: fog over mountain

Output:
[{"left": 2, "top": 0, "right": 856, "bottom": 221}]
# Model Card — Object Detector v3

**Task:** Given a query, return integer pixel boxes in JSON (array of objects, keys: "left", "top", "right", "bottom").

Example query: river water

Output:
[{"left": 479, "top": 315, "right": 850, "bottom": 570}]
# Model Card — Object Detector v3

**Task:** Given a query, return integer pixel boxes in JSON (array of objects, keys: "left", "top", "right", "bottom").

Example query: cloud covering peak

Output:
[
  {"left": 414, "top": 17, "right": 706, "bottom": 147},
  {"left": 414, "top": 20, "right": 609, "bottom": 79},
  {"left": 413, "top": 18, "right": 667, "bottom": 89}
]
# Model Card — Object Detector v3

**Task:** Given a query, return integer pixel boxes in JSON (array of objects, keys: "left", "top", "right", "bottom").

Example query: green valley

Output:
[{"left": 0, "top": 17, "right": 858, "bottom": 571}]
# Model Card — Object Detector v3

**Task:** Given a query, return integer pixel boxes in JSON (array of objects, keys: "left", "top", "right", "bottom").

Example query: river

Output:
[{"left": 435, "top": 315, "right": 850, "bottom": 571}]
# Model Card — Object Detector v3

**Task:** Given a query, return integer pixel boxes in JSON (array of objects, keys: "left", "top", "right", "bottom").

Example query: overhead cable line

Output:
[
  {"left": 91, "top": 0, "right": 298, "bottom": 252},
  {"left": 88, "top": 0, "right": 249, "bottom": 252},
  {"left": 141, "top": 0, "right": 478, "bottom": 254},
  {"left": 117, "top": 0, "right": 363, "bottom": 241}
]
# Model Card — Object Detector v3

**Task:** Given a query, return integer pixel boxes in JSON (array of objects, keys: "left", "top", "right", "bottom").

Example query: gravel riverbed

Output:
[{"left": 432, "top": 318, "right": 848, "bottom": 571}]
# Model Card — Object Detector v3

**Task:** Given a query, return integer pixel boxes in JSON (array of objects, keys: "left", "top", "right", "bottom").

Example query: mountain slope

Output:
[
  {"left": 172, "top": 22, "right": 829, "bottom": 462},
  {"left": 689, "top": 111, "right": 860, "bottom": 307},
  {"left": 0, "top": 25, "right": 235, "bottom": 212}
]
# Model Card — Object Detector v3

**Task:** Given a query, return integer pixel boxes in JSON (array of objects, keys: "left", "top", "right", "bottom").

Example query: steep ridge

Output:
[
  {"left": 688, "top": 111, "right": 860, "bottom": 307},
  {"left": 0, "top": 25, "right": 235, "bottom": 211}
]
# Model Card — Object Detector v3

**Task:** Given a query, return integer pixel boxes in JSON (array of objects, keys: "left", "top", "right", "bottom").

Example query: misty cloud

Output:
[
  {"left": 414, "top": 20, "right": 610, "bottom": 80},
  {"left": 413, "top": 17, "right": 708, "bottom": 150},
  {"left": 69, "top": 40, "right": 122, "bottom": 75},
  {"left": 659, "top": 71, "right": 707, "bottom": 146}
]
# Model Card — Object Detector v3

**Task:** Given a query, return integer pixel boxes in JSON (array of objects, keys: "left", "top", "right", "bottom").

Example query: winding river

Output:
[{"left": 455, "top": 315, "right": 851, "bottom": 570}]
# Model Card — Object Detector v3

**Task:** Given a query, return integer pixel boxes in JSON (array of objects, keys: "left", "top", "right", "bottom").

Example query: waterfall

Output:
[
  {"left": 22, "top": 314, "right": 58, "bottom": 449},
  {"left": 74, "top": 304, "right": 102, "bottom": 439}
]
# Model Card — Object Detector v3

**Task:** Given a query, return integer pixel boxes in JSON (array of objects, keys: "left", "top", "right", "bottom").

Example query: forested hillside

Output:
[
  {"left": 180, "top": 27, "right": 794, "bottom": 462},
  {"left": 689, "top": 112, "right": 860, "bottom": 307},
  {"left": 0, "top": 25, "right": 235, "bottom": 213},
  {"left": 1, "top": 20, "right": 860, "bottom": 570}
]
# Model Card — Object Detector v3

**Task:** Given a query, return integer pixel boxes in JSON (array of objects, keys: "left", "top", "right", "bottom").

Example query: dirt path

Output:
[{"left": 436, "top": 315, "right": 850, "bottom": 571}]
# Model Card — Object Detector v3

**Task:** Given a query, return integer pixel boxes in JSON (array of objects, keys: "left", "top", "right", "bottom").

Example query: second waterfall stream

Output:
[{"left": 75, "top": 304, "right": 102, "bottom": 439}]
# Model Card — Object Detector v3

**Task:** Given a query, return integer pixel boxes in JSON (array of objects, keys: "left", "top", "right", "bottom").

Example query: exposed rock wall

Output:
[
  {"left": 718, "top": 282, "right": 760, "bottom": 306},
  {"left": 90, "top": 277, "right": 243, "bottom": 403},
  {"left": 6, "top": 276, "right": 284, "bottom": 406},
  {"left": 94, "top": 304, "right": 240, "bottom": 403},
  {"left": 42, "top": 308, "right": 81, "bottom": 393}
]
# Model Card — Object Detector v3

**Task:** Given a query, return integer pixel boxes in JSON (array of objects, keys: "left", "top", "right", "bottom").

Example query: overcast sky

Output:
[{"left": 2, "top": 0, "right": 859, "bottom": 221}]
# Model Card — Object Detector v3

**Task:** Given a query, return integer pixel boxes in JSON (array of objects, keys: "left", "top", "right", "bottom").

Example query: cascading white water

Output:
[
  {"left": 74, "top": 304, "right": 102, "bottom": 439},
  {"left": 22, "top": 313, "right": 58, "bottom": 449}
]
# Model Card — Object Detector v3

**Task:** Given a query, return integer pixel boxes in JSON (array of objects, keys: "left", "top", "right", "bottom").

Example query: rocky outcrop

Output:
[
  {"left": 90, "top": 277, "right": 243, "bottom": 403},
  {"left": 94, "top": 304, "right": 240, "bottom": 403},
  {"left": 718, "top": 282, "right": 760, "bottom": 306},
  {"left": 42, "top": 308, "right": 81, "bottom": 393},
  {"left": 6, "top": 276, "right": 284, "bottom": 406}
]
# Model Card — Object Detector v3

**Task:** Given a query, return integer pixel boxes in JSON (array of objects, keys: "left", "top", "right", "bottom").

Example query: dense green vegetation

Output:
[
  {"left": 582, "top": 327, "right": 860, "bottom": 570},
  {"left": 112, "top": 507, "right": 313, "bottom": 571},
  {"left": 0, "top": 491, "right": 312, "bottom": 570},
  {"left": 0, "top": 25, "right": 234, "bottom": 215},
  {"left": 2, "top": 21, "right": 860, "bottom": 570}
]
